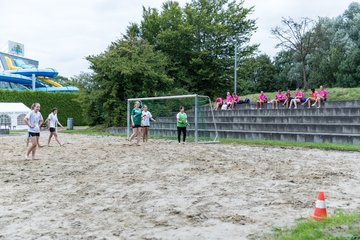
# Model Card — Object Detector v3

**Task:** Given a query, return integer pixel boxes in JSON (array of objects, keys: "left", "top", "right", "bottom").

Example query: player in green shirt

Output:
[
  {"left": 176, "top": 106, "right": 187, "bottom": 144},
  {"left": 128, "top": 101, "right": 142, "bottom": 146}
]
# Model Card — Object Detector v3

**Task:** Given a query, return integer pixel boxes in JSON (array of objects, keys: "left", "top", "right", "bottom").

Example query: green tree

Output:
[
  {"left": 237, "top": 54, "right": 276, "bottom": 93},
  {"left": 271, "top": 17, "right": 317, "bottom": 89},
  {"left": 138, "top": 0, "right": 257, "bottom": 97},
  {"left": 86, "top": 38, "right": 173, "bottom": 126}
]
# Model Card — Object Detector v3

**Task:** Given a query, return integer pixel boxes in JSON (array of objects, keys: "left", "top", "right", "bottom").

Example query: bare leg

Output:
[
  {"left": 26, "top": 136, "right": 38, "bottom": 160},
  {"left": 294, "top": 99, "right": 299, "bottom": 109},
  {"left": 128, "top": 128, "right": 137, "bottom": 144},
  {"left": 48, "top": 133, "right": 53, "bottom": 146},
  {"left": 54, "top": 133, "right": 62, "bottom": 146},
  {"left": 136, "top": 128, "right": 141, "bottom": 145},
  {"left": 142, "top": 128, "right": 147, "bottom": 142}
]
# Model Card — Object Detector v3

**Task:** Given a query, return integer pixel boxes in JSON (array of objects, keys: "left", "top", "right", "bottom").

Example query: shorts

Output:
[
  {"left": 300, "top": 98, "right": 307, "bottom": 102},
  {"left": 132, "top": 124, "right": 141, "bottom": 128},
  {"left": 29, "top": 132, "right": 40, "bottom": 137},
  {"left": 50, "top": 127, "right": 56, "bottom": 133},
  {"left": 142, "top": 126, "right": 149, "bottom": 128}
]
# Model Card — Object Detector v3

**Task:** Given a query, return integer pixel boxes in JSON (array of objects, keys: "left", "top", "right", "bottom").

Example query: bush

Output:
[{"left": 0, "top": 89, "right": 85, "bottom": 126}]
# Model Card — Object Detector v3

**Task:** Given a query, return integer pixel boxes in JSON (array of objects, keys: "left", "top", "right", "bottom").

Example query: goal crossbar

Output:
[{"left": 127, "top": 94, "right": 219, "bottom": 143}]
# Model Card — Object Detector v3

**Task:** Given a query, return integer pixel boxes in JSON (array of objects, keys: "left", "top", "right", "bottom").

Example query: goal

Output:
[{"left": 127, "top": 94, "right": 219, "bottom": 143}]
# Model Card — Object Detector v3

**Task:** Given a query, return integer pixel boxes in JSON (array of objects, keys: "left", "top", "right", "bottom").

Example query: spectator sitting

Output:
[
  {"left": 304, "top": 88, "right": 318, "bottom": 109},
  {"left": 256, "top": 91, "right": 267, "bottom": 109},
  {"left": 312, "top": 85, "right": 328, "bottom": 108},
  {"left": 272, "top": 90, "right": 285, "bottom": 109},
  {"left": 282, "top": 89, "right": 293, "bottom": 108},
  {"left": 232, "top": 92, "right": 239, "bottom": 108},
  {"left": 221, "top": 100, "right": 228, "bottom": 110},
  {"left": 289, "top": 88, "right": 305, "bottom": 109},
  {"left": 214, "top": 97, "right": 223, "bottom": 111},
  {"left": 226, "top": 92, "right": 234, "bottom": 110}
]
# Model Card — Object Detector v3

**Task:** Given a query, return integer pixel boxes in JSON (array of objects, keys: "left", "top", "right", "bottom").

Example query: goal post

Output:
[{"left": 127, "top": 94, "right": 219, "bottom": 143}]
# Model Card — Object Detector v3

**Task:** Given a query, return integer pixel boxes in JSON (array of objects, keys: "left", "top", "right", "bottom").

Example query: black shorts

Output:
[
  {"left": 142, "top": 126, "right": 149, "bottom": 128},
  {"left": 50, "top": 127, "right": 56, "bottom": 133},
  {"left": 29, "top": 132, "right": 40, "bottom": 137},
  {"left": 132, "top": 124, "right": 141, "bottom": 128}
]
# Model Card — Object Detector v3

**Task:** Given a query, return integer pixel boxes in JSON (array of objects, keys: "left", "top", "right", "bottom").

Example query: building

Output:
[{"left": 0, "top": 102, "right": 31, "bottom": 130}]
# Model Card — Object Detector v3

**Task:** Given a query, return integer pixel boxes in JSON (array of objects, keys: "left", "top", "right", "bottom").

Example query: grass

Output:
[
  {"left": 267, "top": 211, "right": 360, "bottom": 240},
  {"left": 245, "top": 87, "right": 360, "bottom": 103},
  {"left": 57, "top": 127, "right": 360, "bottom": 152}
]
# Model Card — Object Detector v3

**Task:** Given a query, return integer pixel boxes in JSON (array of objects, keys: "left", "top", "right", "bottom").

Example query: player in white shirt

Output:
[
  {"left": 24, "top": 103, "right": 43, "bottom": 160},
  {"left": 46, "top": 108, "right": 65, "bottom": 146},
  {"left": 141, "top": 105, "right": 156, "bottom": 143}
]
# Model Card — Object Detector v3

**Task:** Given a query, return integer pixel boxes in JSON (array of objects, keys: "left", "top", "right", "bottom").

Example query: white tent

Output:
[{"left": 0, "top": 103, "right": 30, "bottom": 130}]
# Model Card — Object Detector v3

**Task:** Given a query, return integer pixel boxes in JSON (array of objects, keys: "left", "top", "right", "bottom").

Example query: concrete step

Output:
[
  {"left": 147, "top": 128, "right": 360, "bottom": 144},
  {"left": 151, "top": 122, "right": 360, "bottom": 134},
  {"left": 230, "top": 100, "right": 360, "bottom": 109},
  {"left": 192, "top": 107, "right": 360, "bottom": 117},
  {"left": 156, "top": 115, "right": 360, "bottom": 124}
]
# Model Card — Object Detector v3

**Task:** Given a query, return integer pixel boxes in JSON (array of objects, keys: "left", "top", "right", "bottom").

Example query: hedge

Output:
[{"left": 0, "top": 89, "right": 86, "bottom": 126}]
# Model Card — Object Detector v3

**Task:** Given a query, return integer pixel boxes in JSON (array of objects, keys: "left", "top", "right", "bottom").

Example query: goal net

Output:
[{"left": 127, "top": 94, "right": 219, "bottom": 143}]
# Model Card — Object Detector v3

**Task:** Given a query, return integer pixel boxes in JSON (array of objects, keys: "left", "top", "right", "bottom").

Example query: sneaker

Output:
[{"left": 311, "top": 103, "right": 316, "bottom": 107}]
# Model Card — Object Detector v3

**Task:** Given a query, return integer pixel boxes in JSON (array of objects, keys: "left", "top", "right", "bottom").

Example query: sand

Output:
[{"left": 0, "top": 133, "right": 360, "bottom": 240}]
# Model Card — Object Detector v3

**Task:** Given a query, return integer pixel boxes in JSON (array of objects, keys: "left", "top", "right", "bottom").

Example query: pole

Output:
[
  {"left": 234, "top": 45, "right": 237, "bottom": 95},
  {"left": 127, "top": 100, "right": 130, "bottom": 139},
  {"left": 32, "top": 74, "right": 36, "bottom": 91},
  {"left": 194, "top": 94, "right": 198, "bottom": 143}
]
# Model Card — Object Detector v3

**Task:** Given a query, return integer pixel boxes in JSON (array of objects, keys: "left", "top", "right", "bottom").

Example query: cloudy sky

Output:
[{"left": 0, "top": 0, "right": 355, "bottom": 78}]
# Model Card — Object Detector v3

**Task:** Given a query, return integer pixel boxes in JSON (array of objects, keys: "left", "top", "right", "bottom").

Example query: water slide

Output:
[
  {"left": 37, "top": 76, "right": 63, "bottom": 87},
  {"left": 0, "top": 72, "right": 46, "bottom": 87},
  {"left": 0, "top": 72, "right": 78, "bottom": 92},
  {"left": 0, "top": 55, "right": 78, "bottom": 92}
]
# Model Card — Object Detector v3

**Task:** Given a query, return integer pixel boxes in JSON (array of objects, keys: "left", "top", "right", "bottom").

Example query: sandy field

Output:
[{"left": 1, "top": 133, "right": 360, "bottom": 240}]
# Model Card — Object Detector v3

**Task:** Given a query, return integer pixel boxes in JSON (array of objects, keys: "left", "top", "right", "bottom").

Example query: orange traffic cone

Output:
[{"left": 310, "top": 192, "right": 327, "bottom": 220}]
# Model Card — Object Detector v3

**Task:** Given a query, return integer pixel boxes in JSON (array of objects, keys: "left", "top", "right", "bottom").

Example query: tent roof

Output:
[{"left": 0, "top": 102, "right": 31, "bottom": 113}]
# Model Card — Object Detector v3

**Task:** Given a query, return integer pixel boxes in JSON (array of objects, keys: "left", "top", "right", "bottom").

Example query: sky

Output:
[{"left": 0, "top": 0, "right": 356, "bottom": 78}]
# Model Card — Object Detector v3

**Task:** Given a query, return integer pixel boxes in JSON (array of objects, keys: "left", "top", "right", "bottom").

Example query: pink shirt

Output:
[
  {"left": 276, "top": 93, "right": 284, "bottom": 100},
  {"left": 259, "top": 94, "right": 267, "bottom": 101},
  {"left": 285, "top": 92, "right": 291, "bottom": 98},
  {"left": 312, "top": 91, "right": 318, "bottom": 98},
  {"left": 295, "top": 91, "right": 303, "bottom": 98},
  {"left": 319, "top": 90, "right": 327, "bottom": 98},
  {"left": 233, "top": 95, "right": 239, "bottom": 103},
  {"left": 216, "top": 97, "right": 223, "bottom": 103},
  {"left": 226, "top": 95, "right": 233, "bottom": 103}
]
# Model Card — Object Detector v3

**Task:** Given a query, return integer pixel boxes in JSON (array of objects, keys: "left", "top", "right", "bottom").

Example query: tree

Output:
[
  {"left": 237, "top": 54, "right": 276, "bottom": 93},
  {"left": 86, "top": 38, "right": 173, "bottom": 126},
  {"left": 138, "top": 0, "right": 257, "bottom": 97},
  {"left": 271, "top": 17, "right": 317, "bottom": 89}
]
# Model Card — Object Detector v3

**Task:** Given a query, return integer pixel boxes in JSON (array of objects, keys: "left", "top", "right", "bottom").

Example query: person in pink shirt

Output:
[
  {"left": 307, "top": 88, "right": 318, "bottom": 109},
  {"left": 272, "top": 90, "right": 285, "bottom": 109},
  {"left": 289, "top": 88, "right": 305, "bottom": 109},
  {"left": 214, "top": 97, "right": 223, "bottom": 111},
  {"left": 256, "top": 91, "right": 267, "bottom": 109},
  {"left": 226, "top": 92, "right": 234, "bottom": 109},
  {"left": 282, "top": 89, "right": 293, "bottom": 108},
  {"left": 312, "top": 85, "right": 328, "bottom": 108},
  {"left": 232, "top": 92, "right": 239, "bottom": 108}
]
